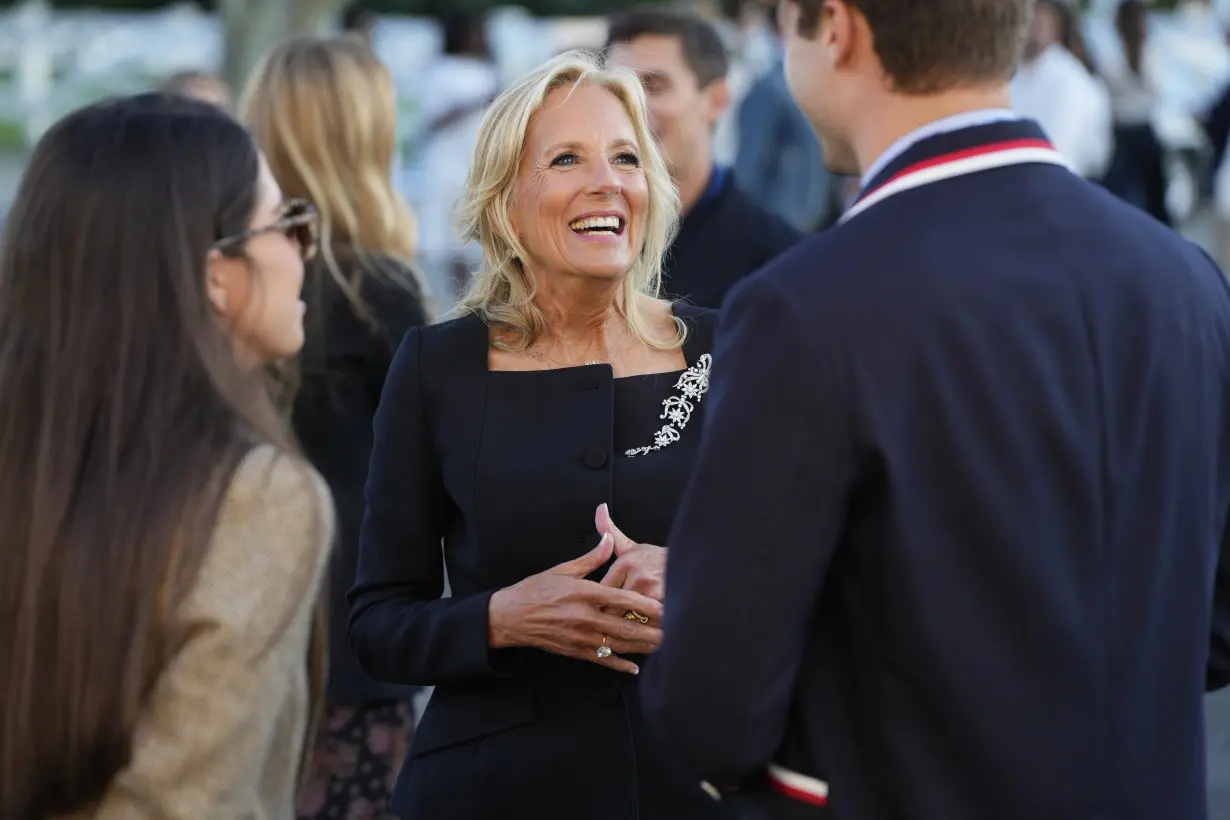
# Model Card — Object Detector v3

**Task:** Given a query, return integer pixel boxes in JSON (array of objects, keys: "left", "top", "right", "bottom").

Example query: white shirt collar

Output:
[{"left": 860, "top": 108, "right": 1020, "bottom": 187}]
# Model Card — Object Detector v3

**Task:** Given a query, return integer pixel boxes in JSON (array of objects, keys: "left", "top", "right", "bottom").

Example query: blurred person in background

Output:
[
  {"left": 734, "top": 0, "right": 784, "bottom": 81},
  {"left": 342, "top": 0, "right": 379, "bottom": 45},
  {"left": 1204, "top": 81, "right": 1230, "bottom": 199},
  {"left": 706, "top": 0, "right": 782, "bottom": 166},
  {"left": 348, "top": 50, "right": 726, "bottom": 820},
  {"left": 414, "top": 10, "right": 500, "bottom": 307},
  {"left": 159, "top": 69, "right": 233, "bottom": 112},
  {"left": 241, "top": 35, "right": 432, "bottom": 820},
  {"left": 1202, "top": 15, "right": 1230, "bottom": 265},
  {"left": 735, "top": 0, "right": 840, "bottom": 232},
  {"left": 606, "top": 7, "right": 801, "bottom": 309},
  {"left": 1012, "top": 0, "right": 1114, "bottom": 180},
  {"left": 704, "top": 1, "right": 752, "bottom": 165},
  {"left": 1102, "top": 0, "right": 1172, "bottom": 225},
  {"left": 0, "top": 93, "right": 331, "bottom": 820},
  {"left": 1214, "top": 127, "right": 1230, "bottom": 267}
]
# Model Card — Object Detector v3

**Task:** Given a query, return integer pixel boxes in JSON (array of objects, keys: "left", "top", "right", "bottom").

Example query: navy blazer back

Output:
[{"left": 643, "top": 120, "right": 1230, "bottom": 820}]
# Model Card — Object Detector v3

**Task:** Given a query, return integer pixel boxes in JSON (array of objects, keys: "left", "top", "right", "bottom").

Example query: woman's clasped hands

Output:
[
  {"left": 595, "top": 502, "right": 666, "bottom": 603},
  {"left": 486, "top": 503, "right": 668, "bottom": 675}
]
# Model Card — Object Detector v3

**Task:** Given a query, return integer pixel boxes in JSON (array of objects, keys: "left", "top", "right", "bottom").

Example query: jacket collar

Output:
[{"left": 858, "top": 118, "right": 1051, "bottom": 203}]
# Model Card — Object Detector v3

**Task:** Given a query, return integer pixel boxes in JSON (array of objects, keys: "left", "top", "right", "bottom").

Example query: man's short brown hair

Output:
[
  {"left": 795, "top": 0, "right": 1032, "bottom": 94},
  {"left": 606, "top": 7, "right": 729, "bottom": 88}
]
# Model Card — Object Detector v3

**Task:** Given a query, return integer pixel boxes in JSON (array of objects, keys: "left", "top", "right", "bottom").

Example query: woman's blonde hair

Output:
[
  {"left": 239, "top": 35, "right": 428, "bottom": 320},
  {"left": 454, "top": 50, "right": 682, "bottom": 350}
]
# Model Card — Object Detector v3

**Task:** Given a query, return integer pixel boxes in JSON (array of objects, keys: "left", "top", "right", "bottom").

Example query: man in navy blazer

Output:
[{"left": 639, "top": 0, "right": 1230, "bottom": 818}]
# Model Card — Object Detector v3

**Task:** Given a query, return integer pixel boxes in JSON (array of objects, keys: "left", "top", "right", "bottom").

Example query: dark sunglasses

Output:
[{"left": 213, "top": 198, "right": 319, "bottom": 261}]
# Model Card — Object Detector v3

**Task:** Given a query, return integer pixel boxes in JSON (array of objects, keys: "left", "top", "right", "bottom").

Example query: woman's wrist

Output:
[{"left": 487, "top": 587, "right": 518, "bottom": 649}]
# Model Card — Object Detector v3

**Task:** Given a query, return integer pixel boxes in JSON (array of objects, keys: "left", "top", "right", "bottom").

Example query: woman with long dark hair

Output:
[{"left": 0, "top": 93, "right": 333, "bottom": 820}]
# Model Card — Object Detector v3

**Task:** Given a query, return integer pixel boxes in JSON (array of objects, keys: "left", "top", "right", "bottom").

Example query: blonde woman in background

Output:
[{"left": 241, "top": 34, "right": 432, "bottom": 820}]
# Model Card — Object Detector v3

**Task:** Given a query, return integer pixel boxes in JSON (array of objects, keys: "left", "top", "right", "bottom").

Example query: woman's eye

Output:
[
  {"left": 550, "top": 153, "right": 578, "bottom": 167},
  {"left": 615, "top": 152, "right": 641, "bottom": 167}
]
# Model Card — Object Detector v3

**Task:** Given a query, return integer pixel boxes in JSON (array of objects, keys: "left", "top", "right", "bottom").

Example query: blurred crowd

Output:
[
  {"left": 4, "top": 1, "right": 1230, "bottom": 819},
  {"left": 393, "top": 0, "right": 1230, "bottom": 295}
]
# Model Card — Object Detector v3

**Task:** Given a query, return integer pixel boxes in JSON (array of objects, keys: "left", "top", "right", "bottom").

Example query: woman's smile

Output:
[{"left": 567, "top": 210, "right": 628, "bottom": 244}]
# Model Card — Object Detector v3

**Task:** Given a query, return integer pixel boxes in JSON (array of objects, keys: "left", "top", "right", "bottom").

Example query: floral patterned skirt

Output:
[{"left": 295, "top": 699, "right": 415, "bottom": 820}]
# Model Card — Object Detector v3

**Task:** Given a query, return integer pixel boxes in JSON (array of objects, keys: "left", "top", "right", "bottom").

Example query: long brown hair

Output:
[{"left": 0, "top": 93, "right": 307, "bottom": 818}]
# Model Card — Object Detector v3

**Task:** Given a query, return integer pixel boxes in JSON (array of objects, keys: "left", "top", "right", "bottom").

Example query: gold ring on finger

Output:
[
  {"left": 596, "top": 635, "right": 613, "bottom": 659},
  {"left": 624, "top": 610, "right": 649, "bottom": 624}
]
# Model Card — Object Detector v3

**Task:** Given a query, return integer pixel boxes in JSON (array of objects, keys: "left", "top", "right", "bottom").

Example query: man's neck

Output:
[
  {"left": 675, "top": 152, "right": 715, "bottom": 215},
  {"left": 851, "top": 85, "right": 1014, "bottom": 179}
]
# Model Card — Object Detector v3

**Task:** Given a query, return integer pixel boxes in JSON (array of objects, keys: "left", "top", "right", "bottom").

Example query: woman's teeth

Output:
[{"left": 569, "top": 216, "right": 621, "bottom": 234}]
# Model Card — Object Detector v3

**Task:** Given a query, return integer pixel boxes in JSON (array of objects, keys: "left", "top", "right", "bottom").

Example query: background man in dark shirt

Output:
[{"left": 606, "top": 8, "right": 801, "bottom": 309}]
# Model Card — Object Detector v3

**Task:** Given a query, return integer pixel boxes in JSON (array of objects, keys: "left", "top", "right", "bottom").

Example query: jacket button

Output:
[{"left": 583, "top": 447, "right": 608, "bottom": 469}]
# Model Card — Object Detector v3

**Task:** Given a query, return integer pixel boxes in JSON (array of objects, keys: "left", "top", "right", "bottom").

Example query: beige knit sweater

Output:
[{"left": 62, "top": 445, "right": 334, "bottom": 820}]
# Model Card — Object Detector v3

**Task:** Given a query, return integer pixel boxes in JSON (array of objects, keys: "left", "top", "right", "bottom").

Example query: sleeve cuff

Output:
[{"left": 457, "top": 589, "right": 521, "bottom": 679}]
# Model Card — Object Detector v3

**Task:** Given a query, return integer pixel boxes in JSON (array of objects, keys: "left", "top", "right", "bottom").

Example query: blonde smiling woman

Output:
[{"left": 347, "top": 50, "right": 725, "bottom": 820}]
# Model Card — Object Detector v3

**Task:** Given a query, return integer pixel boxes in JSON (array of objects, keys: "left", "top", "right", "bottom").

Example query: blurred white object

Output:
[
  {"left": 1151, "top": 1, "right": 1230, "bottom": 114},
  {"left": 15, "top": 0, "right": 53, "bottom": 141},
  {"left": 405, "top": 52, "right": 498, "bottom": 304},
  {"left": 487, "top": 7, "right": 550, "bottom": 88},
  {"left": 546, "top": 16, "right": 608, "bottom": 53},
  {"left": 15, "top": 0, "right": 51, "bottom": 105},
  {"left": 371, "top": 15, "right": 440, "bottom": 92},
  {"left": 1012, "top": 44, "right": 1115, "bottom": 179},
  {"left": 1165, "top": 153, "right": 1198, "bottom": 223}
]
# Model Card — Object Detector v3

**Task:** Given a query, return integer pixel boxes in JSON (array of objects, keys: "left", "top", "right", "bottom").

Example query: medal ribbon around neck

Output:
[{"left": 840, "top": 138, "right": 1069, "bottom": 225}]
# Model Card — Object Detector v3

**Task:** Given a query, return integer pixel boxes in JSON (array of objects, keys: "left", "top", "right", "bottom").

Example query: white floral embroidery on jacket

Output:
[{"left": 625, "top": 354, "right": 712, "bottom": 457}]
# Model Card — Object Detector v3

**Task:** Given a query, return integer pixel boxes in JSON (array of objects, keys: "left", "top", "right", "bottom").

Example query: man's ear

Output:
[
  {"left": 703, "top": 77, "right": 731, "bottom": 127},
  {"left": 826, "top": 0, "right": 859, "bottom": 71}
]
